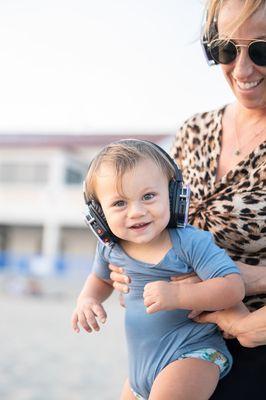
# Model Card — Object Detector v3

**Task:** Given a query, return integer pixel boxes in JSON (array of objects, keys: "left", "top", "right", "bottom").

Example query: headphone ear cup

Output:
[
  {"left": 201, "top": 17, "right": 218, "bottom": 65},
  {"left": 90, "top": 200, "right": 111, "bottom": 234},
  {"left": 168, "top": 179, "right": 179, "bottom": 228}
]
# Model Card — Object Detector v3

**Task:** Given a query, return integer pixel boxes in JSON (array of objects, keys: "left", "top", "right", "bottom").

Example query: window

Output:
[
  {"left": 0, "top": 163, "right": 48, "bottom": 184},
  {"left": 65, "top": 167, "right": 84, "bottom": 185}
]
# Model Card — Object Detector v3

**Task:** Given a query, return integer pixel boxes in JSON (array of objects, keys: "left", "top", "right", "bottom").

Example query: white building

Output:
[{"left": 0, "top": 133, "right": 170, "bottom": 275}]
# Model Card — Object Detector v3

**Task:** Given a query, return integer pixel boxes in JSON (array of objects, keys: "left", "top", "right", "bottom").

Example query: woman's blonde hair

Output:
[
  {"left": 204, "top": 0, "right": 266, "bottom": 40},
  {"left": 85, "top": 139, "right": 176, "bottom": 202}
]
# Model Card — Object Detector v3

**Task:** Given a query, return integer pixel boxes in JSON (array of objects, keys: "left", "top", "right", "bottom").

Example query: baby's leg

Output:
[
  {"left": 120, "top": 378, "right": 136, "bottom": 400},
  {"left": 149, "top": 358, "right": 219, "bottom": 400}
]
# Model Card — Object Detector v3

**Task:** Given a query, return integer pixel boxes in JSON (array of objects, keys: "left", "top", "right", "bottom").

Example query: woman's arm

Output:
[
  {"left": 236, "top": 262, "right": 266, "bottom": 296},
  {"left": 233, "top": 306, "right": 266, "bottom": 347}
]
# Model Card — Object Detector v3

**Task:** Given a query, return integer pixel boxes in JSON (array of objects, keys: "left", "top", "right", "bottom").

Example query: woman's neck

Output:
[{"left": 234, "top": 102, "right": 266, "bottom": 125}]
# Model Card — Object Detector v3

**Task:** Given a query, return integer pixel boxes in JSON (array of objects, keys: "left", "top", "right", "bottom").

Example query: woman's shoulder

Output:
[
  {"left": 171, "top": 105, "right": 227, "bottom": 167},
  {"left": 180, "top": 105, "right": 226, "bottom": 131}
]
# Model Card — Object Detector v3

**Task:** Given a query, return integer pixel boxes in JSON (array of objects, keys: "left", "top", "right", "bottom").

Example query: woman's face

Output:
[{"left": 217, "top": 0, "right": 266, "bottom": 110}]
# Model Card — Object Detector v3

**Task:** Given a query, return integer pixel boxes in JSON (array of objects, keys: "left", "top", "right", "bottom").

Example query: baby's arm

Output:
[
  {"left": 71, "top": 272, "right": 113, "bottom": 333},
  {"left": 144, "top": 273, "right": 245, "bottom": 314},
  {"left": 172, "top": 273, "right": 245, "bottom": 310}
]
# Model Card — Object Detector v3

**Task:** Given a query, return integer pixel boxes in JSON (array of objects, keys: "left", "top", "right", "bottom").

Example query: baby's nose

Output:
[{"left": 128, "top": 203, "right": 146, "bottom": 218}]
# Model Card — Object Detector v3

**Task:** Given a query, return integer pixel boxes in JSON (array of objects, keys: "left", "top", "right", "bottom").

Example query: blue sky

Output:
[{"left": 0, "top": 0, "right": 234, "bottom": 133}]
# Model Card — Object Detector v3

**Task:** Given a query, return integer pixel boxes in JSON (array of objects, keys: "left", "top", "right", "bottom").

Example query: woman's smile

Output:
[{"left": 234, "top": 77, "right": 264, "bottom": 91}]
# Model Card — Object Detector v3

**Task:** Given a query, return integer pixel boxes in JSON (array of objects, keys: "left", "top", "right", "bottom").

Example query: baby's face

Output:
[{"left": 94, "top": 158, "right": 170, "bottom": 246}]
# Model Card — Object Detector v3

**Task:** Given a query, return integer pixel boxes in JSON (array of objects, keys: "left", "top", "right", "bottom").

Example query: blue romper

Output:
[{"left": 92, "top": 225, "right": 240, "bottom": 399}]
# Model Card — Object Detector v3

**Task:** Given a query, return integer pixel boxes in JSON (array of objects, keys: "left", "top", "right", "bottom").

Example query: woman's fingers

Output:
[
  {"left": 188, "top": 310, "right": 204, "bottom": 319},
  {"left": 222, "top": 332, "right": 235, "bottom": 339},
  {"left": 109, "top": 264, "right": 123, "bottom": 273},
  {"left": 118, "top": 293, "right": 126, "bottom": 307},
  {"left": 193, "top": 311, "right": 218, "bottom": 324},
  {"left": 170, "top": 273, "right": 201, "bottom": 284},
  {"left": 113, "top": 281, "right": 129, "bottom": 293},
  {"left": 109, "top": 268, "right": 130, "bottom": 284},
  {"left": 109, "top": 264, "right": 131, "bottom": 293},
  {"left": 109, "top": 264, "right": 130, "bottom": 283}
]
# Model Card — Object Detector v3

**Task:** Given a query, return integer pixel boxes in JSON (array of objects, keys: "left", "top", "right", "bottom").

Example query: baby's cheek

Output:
[
  {"left": 161, "top": 206, "right": 170, "bottom": 224},
  {"left": 107, "top": 216, "right": 124, "bottom": 235}
]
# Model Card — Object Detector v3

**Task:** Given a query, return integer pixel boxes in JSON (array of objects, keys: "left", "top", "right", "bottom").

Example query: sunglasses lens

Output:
[
  {"left": 249, "top": 41, "right": 266, "bottom": 66},
  {"left": 210, "top": 41, "right": 237, "bottom": 64}
]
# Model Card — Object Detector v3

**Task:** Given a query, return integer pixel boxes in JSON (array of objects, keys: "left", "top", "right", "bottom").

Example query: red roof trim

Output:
[{"left": 0, "top": 133, "right": 171, "bottom": 148}]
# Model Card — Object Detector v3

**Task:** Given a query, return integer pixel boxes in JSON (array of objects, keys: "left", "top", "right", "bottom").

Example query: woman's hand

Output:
[
  {"left": 236, "top": 262, "right": 266, "bottom": 296},
  {"left": 192, "top": 302, "right": 250, "bottom": 338},
  {"left": 109, "top": 264, "right": 131, "bottom": 293},
  {"left": 194, "top": 304, "right": 266, "bottom": 348},
  {"left": 234, "top": 306, "right": 266, "bottom": 347},
  {"left": 170, "top": 272, "right": 201, "bottom": 285}
]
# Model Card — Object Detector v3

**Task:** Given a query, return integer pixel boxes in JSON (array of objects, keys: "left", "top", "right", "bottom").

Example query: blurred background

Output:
[{"left": 0, "top": 0, "right": 234, "bottom": 399}]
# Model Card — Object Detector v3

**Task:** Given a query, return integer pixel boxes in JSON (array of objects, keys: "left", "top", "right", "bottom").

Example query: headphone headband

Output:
[
  {"left": 139, "top": 140, "right": 183, "bottom": 182},
  {"left": 201, "top": 9, "right": 218, "bottom": 66}
]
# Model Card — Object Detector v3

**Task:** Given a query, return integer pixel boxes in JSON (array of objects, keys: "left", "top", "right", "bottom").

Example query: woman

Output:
[{"left": 109, "top": 0, "right": 266, "bottom": 398}]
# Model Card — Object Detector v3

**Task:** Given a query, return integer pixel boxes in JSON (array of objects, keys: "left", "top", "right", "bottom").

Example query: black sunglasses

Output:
[{"left": 208, "top": 39, "right": 266, "bottom": 66}]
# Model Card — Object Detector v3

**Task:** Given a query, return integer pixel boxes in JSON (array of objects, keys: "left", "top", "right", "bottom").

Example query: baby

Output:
[{"left": 72, "top": 139, "right": 245, "bottom": 400}]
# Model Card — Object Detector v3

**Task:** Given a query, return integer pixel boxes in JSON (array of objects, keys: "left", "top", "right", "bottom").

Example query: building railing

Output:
[{"left": 0, "top": 251, "right": 93, "bottom": 278}]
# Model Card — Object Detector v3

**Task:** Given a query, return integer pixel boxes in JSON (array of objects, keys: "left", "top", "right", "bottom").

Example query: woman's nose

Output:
[{"left": 232, "top": 47, "right": 254, "bottom": 80}]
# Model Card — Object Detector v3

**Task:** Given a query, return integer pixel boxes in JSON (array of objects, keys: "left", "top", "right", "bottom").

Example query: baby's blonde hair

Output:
[
  {"left": 204, "top": 0, "right": 266, "bottom": 40},
  {"left": 85, "top": 139, "right": 175, "bottom": 202}
]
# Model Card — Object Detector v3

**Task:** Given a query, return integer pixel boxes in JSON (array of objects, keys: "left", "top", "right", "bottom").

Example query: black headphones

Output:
[
  {"left": 201, "top": 10, "right": 218, "bottom": 66},
  {"left": 83, "top": 140, "right": 190, "bottom": 247}
]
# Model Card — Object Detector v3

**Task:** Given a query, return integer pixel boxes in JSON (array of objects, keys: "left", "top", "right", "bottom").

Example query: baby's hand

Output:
[
  {"left": 71, "top": 297, "right": 107, "bottom": 333},
  {"left": 143, "top": 281, "right": 181, "bottom": 314}
]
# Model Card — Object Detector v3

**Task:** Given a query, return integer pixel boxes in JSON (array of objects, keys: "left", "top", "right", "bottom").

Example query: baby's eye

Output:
[
  {"left": 143, "top": 193, "right": 155, "bottom": 201},
  {"left": 112, "top": 200, "right": 125, "bottom": 207}
]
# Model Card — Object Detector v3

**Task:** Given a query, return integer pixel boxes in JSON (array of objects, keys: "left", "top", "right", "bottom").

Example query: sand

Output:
[{"left": 0, "top": 277, "right": 127, "bottom": 400}]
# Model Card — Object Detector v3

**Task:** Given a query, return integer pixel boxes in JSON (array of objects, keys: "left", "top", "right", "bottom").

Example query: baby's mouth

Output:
[{"left": 129, "top": 222, "right": 151, "bottom": 230}]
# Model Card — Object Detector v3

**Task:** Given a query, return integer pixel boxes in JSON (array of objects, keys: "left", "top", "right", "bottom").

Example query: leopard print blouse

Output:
[{"left": 171, "top": 106, "right": 266, "bottom": 310}]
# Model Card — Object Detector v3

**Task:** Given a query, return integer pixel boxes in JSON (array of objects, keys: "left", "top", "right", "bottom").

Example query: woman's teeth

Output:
[{"left": 237, "top": 79, "right": 262, "bottom": 90}]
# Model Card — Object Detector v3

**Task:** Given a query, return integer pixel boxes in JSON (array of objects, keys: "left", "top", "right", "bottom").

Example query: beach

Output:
[{"left": 0, "top": 276, "right": 127, "bottom": 400}]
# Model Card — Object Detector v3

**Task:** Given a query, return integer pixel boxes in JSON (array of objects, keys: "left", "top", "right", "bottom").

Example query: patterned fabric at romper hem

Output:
[{"left": 130, "top": 347, "right": 229, "bottom": 400}]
